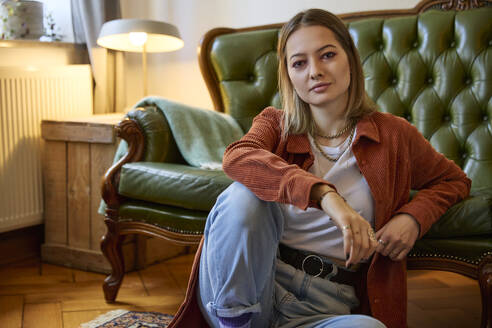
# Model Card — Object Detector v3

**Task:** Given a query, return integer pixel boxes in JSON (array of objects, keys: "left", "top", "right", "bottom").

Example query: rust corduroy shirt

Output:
[{"left": 169, "top": 107, "right": 471, "bottom": 328}]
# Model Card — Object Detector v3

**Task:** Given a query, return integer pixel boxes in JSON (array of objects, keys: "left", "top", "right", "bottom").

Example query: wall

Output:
[
  {"left": 40, "top": 0, "right": 74, "bottom": 42},
  {"left": 120, "top": 0, "right": 421, "bottom": 111}
]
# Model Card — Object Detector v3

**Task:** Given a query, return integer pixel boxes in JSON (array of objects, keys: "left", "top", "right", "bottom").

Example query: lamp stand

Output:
[{"left": 142, "top": 43, "right": 148, "bottom": 96}]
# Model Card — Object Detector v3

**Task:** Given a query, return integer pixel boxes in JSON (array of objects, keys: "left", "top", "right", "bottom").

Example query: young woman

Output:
[{"left": 170, "top": 8, "right": 471, "bottom": 328}]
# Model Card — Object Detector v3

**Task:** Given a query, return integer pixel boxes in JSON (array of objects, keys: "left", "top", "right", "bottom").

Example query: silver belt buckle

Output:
[
  {"left": 301, "top": 254, "right": 324, "bottom": 277},
  {"left": 326, "top": 264, "right": 338, "bottom": 279}
]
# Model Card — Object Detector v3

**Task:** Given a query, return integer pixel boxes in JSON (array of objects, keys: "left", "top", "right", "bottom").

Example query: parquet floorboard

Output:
[
  {"left": 62, "top": 310, "right": 107, "bottom": 328},
  {"left": 0, "top": 295, "right": 23, "bottom": 328},
  {"left": 23, "top": 302, "right": 63, "bottom": 328},
  {"left": 0, "top": 254, "right": 481, "bottom": 328}
]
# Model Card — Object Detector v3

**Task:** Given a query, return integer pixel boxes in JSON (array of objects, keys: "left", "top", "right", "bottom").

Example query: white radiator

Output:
[{"left": 0, "top": 65, "right": 93, "bottom": 233}]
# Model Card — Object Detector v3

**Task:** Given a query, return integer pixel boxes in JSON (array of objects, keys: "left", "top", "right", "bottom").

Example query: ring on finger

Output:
[
  {"left": 378, "top": 239, "right": 388, "bottom": 246},
  {"left": 342, "top": 225, "right": 351, "bottom": 231}
]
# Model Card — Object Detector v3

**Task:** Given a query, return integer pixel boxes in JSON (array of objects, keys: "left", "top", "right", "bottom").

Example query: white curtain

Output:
[{"left": 71, "top": 0, "right": 125, "bottom": 114}]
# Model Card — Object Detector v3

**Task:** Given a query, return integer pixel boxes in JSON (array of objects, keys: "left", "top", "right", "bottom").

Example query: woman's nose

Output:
[
  {"left": 310, "top": 72, "right": 323, "bottom": 79},
  {"left": 309, "top": 61, "right": 324, "bottom": 80}
]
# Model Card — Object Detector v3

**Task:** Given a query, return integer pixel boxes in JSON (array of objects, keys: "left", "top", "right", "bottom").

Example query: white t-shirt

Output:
[{"left": 279, "top": 128, "right": 375, "bottom": 260}]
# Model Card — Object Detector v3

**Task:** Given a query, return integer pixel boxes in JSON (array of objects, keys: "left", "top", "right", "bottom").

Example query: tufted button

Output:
[
  {"left": 427, "top": 77, "right": 433, "bottom": 84},
  {"left": 484, "top": 116, "right": 489, "bottom": 121},
  {"left": 464, "top": 77, "right": 472, "bottom": 85},
  {"left": 374, "top": 298, "right": 381, "bottom": 304},
  {"left": 461, "top": 152, "right": 467, "bottom": 159},
  {"left": 406, "top": 115, "right": 412, "bottom": 121},
  {"left": 378, "top": 43, "right": 384, "bottom": 51},
  {"left": 449, "top": 41, "right": 456, "bottom": 48},
  {"left": 489, "top": 40, "right": 492, "bottom": 46},
  {"left": 248, "top": 74, "right": 255, "bottom": 82},
  {"left": 412, "top": 41, "right": 419, "bottom": 48},
  {"left": 443, "top": 115, "right": 451, "bottom": 122},
  {"left": 391, "top": 77, "right": 398, "bottom": 85}
]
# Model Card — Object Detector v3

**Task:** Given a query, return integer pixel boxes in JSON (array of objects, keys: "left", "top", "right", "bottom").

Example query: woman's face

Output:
[{"left": 285, "top": 25, "right": 351, "bottom": 111}]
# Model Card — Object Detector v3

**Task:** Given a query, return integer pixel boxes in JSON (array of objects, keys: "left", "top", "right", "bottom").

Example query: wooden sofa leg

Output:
[
  {"left": 479, "top": 254, "right": 492, "bottom": 328},
  {"left": 101, "top": 219, "right": 125, "bottom": 303}
]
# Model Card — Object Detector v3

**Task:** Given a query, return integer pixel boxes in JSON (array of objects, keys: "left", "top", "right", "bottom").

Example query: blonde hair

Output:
[{"left": 277, "top": 9, "right": 375, "bottom": 138}]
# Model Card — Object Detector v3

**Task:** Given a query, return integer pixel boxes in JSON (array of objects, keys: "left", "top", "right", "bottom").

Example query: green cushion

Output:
[
  {"left": 348, "top": 8, "right": 492, "bottom": 191},
  {"left": 425, "top": 191, "right": 492, "bottom": 238},
  {"left": 409, "top": 236, "right": 492, "bottom": 265},
  {"left": 211, "top": 29, "right": 281, "bottom": 132},
  {"left": 118, "top": 162, "right": 233, "bottom": 212},
  {"left": 119, "top": 200, "right": 207, "bottom": 234}
]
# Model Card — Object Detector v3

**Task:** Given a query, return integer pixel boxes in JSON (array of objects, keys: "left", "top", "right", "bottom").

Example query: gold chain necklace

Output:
[
  {"left": 315, "top": 123, "right": 352, "bottom": 139},
  {"left": 312, "top": 127, "right": 355, "bottom": 162}
]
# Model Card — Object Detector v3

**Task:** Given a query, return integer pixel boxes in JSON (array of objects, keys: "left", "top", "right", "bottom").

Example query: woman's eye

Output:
[
  {"left": 322, "top": 52, "right": 336, "bottom": 59},
  {"left": 292, "top": 60, "right": 305, "bottom": 68}
]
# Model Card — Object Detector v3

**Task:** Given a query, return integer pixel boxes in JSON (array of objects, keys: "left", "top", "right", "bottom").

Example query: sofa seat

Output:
[
  {"left": 119, "top": 200, "right": 207, "bottom": 234},
  {"left": 424, "top": 190, "right": 492, "bottom": 238},
  {"left": 119, "top": 162, "right": 233, "bottom": 212},
  {"left": 410, "top": 237, "right": 492, "bottom": 266},
  {"left": 119, "top": 161, "right": 491, "bottom": 252}
]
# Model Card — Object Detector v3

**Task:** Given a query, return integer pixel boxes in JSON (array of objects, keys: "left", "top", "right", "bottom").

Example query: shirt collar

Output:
[
  {"left": 354, "top": 112, "right": 380, "bottom": 144},
  {"left": 285, "top": 112, "right": 380, "bottom": 154}
]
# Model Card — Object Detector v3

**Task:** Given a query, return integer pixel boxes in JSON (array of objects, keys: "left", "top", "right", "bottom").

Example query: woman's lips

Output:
[{"left": 310, "top": 82, "right": 331, "bottom": 92}]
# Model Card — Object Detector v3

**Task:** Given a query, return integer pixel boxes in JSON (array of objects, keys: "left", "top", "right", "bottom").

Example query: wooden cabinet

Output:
[{"left": 40, "top": 115, "right": 187, "bottom": 273}]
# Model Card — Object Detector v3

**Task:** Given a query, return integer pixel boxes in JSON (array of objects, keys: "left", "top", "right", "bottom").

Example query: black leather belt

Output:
[{"left": 278, "top": 243, "right": 364, "bottom": 286}]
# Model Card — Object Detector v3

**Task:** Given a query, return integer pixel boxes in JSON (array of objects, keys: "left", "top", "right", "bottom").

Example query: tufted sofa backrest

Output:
[{"left": 202, "top": 7, "right": 492, "bottom": 191}]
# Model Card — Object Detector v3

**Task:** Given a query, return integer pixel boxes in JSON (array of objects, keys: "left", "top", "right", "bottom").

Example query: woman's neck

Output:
[
  {"left": 309, "top": 90, "right": 350, "bottom": 137},
  {"left": 309, "top": 94, "right": 353, "bottom": 147},
  {"left": 310, "top": 104, "right": 348, "bottom": 137}
]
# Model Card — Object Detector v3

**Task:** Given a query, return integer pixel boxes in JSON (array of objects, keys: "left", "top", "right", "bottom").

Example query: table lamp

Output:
[{"left": 97, "top": 19, "right": 184, "bottom": 96}]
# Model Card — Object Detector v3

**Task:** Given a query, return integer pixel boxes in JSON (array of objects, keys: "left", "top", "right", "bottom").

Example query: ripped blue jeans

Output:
[{"left": 197, "top": 182, "right": 386, "bottom": 328}]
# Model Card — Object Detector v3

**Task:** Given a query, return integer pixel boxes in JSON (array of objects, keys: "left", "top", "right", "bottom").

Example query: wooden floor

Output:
[{"left": 0, "top": 253, "right": 481, "bottom": 328}]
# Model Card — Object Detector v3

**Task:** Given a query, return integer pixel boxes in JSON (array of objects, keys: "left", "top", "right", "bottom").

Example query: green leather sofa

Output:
[{"left": 101, "top": 0, "right": 492, "bottom": 326}]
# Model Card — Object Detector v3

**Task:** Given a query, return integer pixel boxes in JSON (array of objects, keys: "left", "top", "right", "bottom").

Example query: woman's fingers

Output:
[
  {"left": 381, "top": 240, "right": 396, "bottom": 257},
  {"left": 394, "top": 247, "right": 411, "bottom": 261},
  {"left": 344, "top": 221, "right": 376, "bottom": 267},
  {"left": 388, "top": 244, "right": 406, "bottom": 260},
  {"left": 363, "top": 228, "right": 378, "bottom": 260},
  {"left": 323, "top": 198, "right": 377, "bottom": 267},
  {"left": 374, "top": 214, "right": 420, "bottom": 261},
  {"left": 378, "top": 237, "right": 410, "bottom": 261},
  {"left": 357, "top": 226, "right": 370, "bottom": 263},
  {"left": 320, "top": 193, "right": 376, "bottom": 266},
  {"left": 341, "top": 224, "right": 353, "bottom": 266},
  {"left": 347, "top": 225, "right": 362, "bottom": 267},
  {"left": 375, "top": 238, "right": 387, "bottom": 253}
]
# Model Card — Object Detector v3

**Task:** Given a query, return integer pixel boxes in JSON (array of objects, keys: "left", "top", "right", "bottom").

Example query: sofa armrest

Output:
[
  {"left": 126, "top": 106, "right": 186, "bottom": 164},
  {"left": 101, "top": 106, "right": 186, "bottom": 212},
  {"left": 101, "top": 117, "right": 145, "bottom": 211}
]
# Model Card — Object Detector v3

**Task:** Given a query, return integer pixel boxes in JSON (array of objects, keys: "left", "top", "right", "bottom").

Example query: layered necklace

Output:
[
  {"left": 315, "top": 122, "right": 353, "bottom": 139},
  {"left": 312, "top": 124, "right": 355, "bottom": 162}
]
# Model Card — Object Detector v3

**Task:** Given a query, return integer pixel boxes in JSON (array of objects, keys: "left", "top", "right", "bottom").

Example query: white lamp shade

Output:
[{"left": 97, "top": 19, "right": 184, "bottom": 53}]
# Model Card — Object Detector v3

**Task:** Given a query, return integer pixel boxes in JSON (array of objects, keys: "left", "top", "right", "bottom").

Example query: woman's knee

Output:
[{"left": 211, "top": 182, "right": 271, "bottom": 232}]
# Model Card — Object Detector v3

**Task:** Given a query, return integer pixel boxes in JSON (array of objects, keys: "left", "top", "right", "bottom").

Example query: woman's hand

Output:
[
  {"left": 375, "top": 214, "right": 420, "bottom": 261},
  {"left": 316, "top": 187, "right": 378, "bottom": 268}
]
